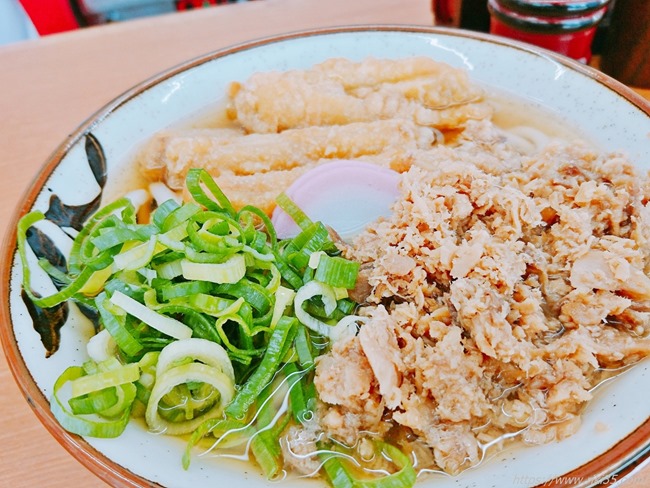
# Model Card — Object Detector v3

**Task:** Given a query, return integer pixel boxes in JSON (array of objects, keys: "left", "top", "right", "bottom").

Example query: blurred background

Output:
[
  {"left": 0, "top": 0, "right": 647, "bottom": 87},
  {"left": 0, "top": 0, "right": 250, "bottom": 45}
]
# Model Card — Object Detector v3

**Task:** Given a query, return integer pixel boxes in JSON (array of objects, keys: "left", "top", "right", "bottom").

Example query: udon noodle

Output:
[{"left": 135, "top": 57, "right": 650, "bottom": 482}]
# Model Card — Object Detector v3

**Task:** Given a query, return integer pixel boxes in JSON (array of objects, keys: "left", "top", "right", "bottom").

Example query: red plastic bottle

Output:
[
  {"left": 433, "top": 0, "right": 491, "bottom": 30},
  {"left": 433, "top": 0, "right": 462, "bottom": 26},
  {"left": 487, "top": 0, "right": 612, "bottom": 63}
]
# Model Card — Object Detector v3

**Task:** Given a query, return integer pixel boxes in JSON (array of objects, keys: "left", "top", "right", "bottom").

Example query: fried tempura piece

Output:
[
  {"left": 139, "top": 119, "right": 435, "bottom": 189},
  {"left": 316, "top": 57, "right": 485, "bottom": 110},
  {"left": 229, "top": 57, "right": 492, "bottom": 133},
  {"left": 314, "top": 57, "right": 464, "bottom": 86},
  {"left": 139, "top": 127, "right": 244, "bottom": 183}
]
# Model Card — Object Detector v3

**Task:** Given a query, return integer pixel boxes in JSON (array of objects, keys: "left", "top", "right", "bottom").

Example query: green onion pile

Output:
[{"left": 17, "top": 168, "right": 416, "bottom": 487}]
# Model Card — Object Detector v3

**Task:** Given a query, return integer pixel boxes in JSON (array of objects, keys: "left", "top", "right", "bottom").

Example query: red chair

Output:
[
  {"left": 18, "top": 0, "right": 80, "bottom": 35},
  {"left": 18, "top": 0, "right": 248, "bottom": 36},
  {"left": 176, "top": 0, "right": 231, "bottom": 10}
]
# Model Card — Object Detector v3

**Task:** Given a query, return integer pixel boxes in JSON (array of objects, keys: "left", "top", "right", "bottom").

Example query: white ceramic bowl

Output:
[{"left": 2, "top": 26, "right": 649, "bottom": 488}]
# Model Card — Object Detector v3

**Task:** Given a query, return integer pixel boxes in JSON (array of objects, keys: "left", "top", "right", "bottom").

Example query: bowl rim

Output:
[{"left": 1, "top": 24, "right": 649, "bottom": 488}]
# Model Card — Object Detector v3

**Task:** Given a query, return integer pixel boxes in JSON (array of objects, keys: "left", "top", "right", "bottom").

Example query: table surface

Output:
[{"left": 0, "top": 1, "right": 649, "bottom": 487}]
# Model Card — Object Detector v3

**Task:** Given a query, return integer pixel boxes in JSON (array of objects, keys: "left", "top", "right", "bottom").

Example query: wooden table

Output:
[{"left": 0, "top": 1, "right": 648, "bottom": 487}]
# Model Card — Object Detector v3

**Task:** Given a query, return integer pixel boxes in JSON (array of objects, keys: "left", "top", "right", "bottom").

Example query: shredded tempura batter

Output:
[{"left": 314, "top": 120, "right": 650, "bottom": 474}]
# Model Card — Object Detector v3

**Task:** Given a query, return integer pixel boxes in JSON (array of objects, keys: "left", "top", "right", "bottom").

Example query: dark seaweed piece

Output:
[
  {"left": 21, "top": 289, "right": 68, "bottom": 358},
  {"left": 85, "top": 132, "right": 108, "bottom": 188},
  {"left": 25, "top": 226, "right": 67, "bottom": 285},
  {"left": 43, "top": 132, "right": 108, "bottom": 231},
  {"left": 44, "top": 193, "right": 101, "bottom": 232}
]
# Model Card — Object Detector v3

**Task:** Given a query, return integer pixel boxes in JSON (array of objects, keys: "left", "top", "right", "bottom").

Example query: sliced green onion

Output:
[
  {"left": 182, "top": 416, "right": 252, "bottom": 469},
  {"left": 51, "top": 366, "right": 132, "bottom": 438},
  {"left": 320, "top": 451, "right": 355, "bottom": 488},
  {"left": 214, "top": 313, "right": 267, "bottom": 361},
  {"left": 225, "top": 317, "right": 297, "bottom": 419},
  {"left": 67, "top": 198, "right": 133, "bottom": 273},
  {"left": 275, "top": 192, "right": 313, "bottom": 231},
  {"left": 152, "top": 199, "right": 180, "bottom": 229},
  {"left": 308, "top": 250, "right": 326, "bottom": 269},
  {"left": 86, "top": 328, "right": 117, "bottom": 363},
  {"left": 157, "top": 225, "right": 188, "bottom": 252},
  {"left": 154, "top": 304, "right": 221, "bottom": 344},
  {"left": 320, "top": 441, "right": 417, "bottom": 488},
  {"left": 294, "top": 281, "right": 336, "bottom": 336},
  {"left": 95, "top": 292, "right": 144, "bottom": 357},
  {"left": 145, "top": 362, "right": 235, "bottom": 435},
  {"left": 77, "top": 266, "right": 114, "bottom": 296},
  {"left": 284, "top": 362, "right": 316, "bottom": 424},
  {"left": 155, "top": 338, "right": 235, "bottom": 383},
  {"left": 185, "top": 168, "right": 235, "bottom": 216},
  {"left": 270, "top": 286, "right": 296, "bottom": 328},
  {"left": 216, "top": 280, "right": 272, "bottom": 315},
  {"left": 112, "top": 235, "right": 158, "bottom": 271},
  {"left": 293, "top": 325, "right": 314, "bottom": 367},
  {"left": 70, "top": 362, "right": 140, "bottom": 398},
  {"left": 294, "top": 281, "right": 363, "bottom": 342},
  {"left": 154, "top": 258, "right": 184, "bottom": 280},
  {"left": 272, "top": 250, "right": 304, "bottom": 290},
  {"left": 68, "top": 386, "right": 119, "bottom": 415},
  {"left": 99, "top": 382, "right": 137, "bottom": 419},
  {"left": 90, "top": 224, "right": 157, "bottom": 251},
  {"left": 289, "top": 222, "right": 334, "bottom": 258},
  {"left": 37, "top": 257, "right": 71, "bottom": 287},
  {"left": 181, "top": 254, "right": 246, "bottom": 284},
  {"left": 243, "top": 245, "right": 275, "bottom": 262},
  {"left": 186, "top": 294, "right": 244, "bottom": 318},
  {"left": 186, "top": 217, "right": 243, "bottom": 255},
  {"left": 27, "top": 266, "right": 95, "bottom": 308},
  {"left": 160, "top": 280, "right": 213, "bottom": 301},
  {"left": 251, "top": 428, "right": 284, "bottom": 480},
  {"left": 261, "top": 263, "right": 281, "bottom": 293},
  {"left": 161, "top": 202, "right": 201, "bottom": 233},
  {"left": 110, "top": 290, "right": 192, "bottom": 340},
  {"left": 238, "top": 205, "right": 278, "bottom": 249},
  {"left": 135, "top": 351, "right": 159, "bottom": 405},
  {"left": 314, "top": 254, "right": 360, "bottom": 290}
]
